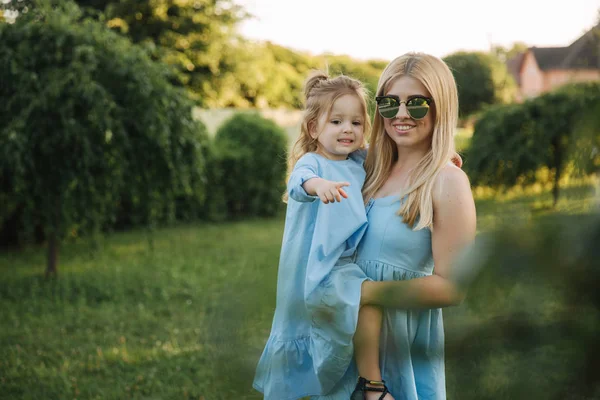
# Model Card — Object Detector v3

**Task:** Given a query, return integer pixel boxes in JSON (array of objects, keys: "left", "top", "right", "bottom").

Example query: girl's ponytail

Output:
[{"left": 304, "top": 71, "right": 329, "bottom": 100}]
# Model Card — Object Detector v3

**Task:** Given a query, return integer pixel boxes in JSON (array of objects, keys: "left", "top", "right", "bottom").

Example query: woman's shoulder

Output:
[
  {"left": 433, "top": 163, "right": 472, "bottom": 204},
  {"left": 438, "top": 162, "right": 469, "bottom": 180}
]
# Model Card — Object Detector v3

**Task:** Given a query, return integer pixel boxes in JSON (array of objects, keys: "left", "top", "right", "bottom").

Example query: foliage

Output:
[
  {"left": 446, "top": 210, "right": 600, "bottom": 400},
  {"left": 213, "top": 113, "right": 288, "bottom": 219},
  {"left": 491, "top": 41, "right": 529, "bottom": 64},
  {"left": 464, "top": 102, "right": 542, "bottom": 187},
  {"left": 3, "top": 1, "right": 537, "bottom": 114},
  {"left": 465, "top": 81, "right": 600, "bottom": 205},
  {"left": 0, "top": 0, "right": 207, "bottom": 274},
  {"left": 1, "top": 0, "right": 388, "bottom": 110},
  {"left": 443, "top": 51, "right": 517, "bottom": 117},
  {"left": 203, "top": 41, "right": 308, "bottom": 109},
  {"left": 530, "top": 81, "right": 600, "bottom": 175},
  {"left": 70, "top": 0, "right": 248, "bottom": 108},
  {"left": 69, "top": 0, "right": 380, "bottom": 110}
]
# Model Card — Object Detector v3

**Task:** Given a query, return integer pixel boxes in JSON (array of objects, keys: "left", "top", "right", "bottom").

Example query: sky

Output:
[{"left": 235, "top": 0, "right": 600, "bottom": 61}]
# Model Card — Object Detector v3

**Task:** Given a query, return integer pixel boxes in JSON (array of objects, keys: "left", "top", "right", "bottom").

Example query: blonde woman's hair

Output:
[
  {"left": 283, "top": 70, "right": 371, "bottom": 202},
  {"left": 362, "top": 52, "right": 459, "bottom": 230}
]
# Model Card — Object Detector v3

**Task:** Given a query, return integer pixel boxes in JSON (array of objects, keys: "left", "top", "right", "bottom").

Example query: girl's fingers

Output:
[
  {"left": 319, "top": 183, "right": 351, "bottom": 204},
  {"left": 331, "top": 189, "right": 341, "bottom": 202}
]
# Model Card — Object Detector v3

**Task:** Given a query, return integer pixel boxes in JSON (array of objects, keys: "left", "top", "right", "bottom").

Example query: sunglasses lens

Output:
[
  {"left": 377, "top": 97, "right": 399, "bottom": 119},
  {"left": 407, "top": 97, "right": 430, "bottom": 119}
]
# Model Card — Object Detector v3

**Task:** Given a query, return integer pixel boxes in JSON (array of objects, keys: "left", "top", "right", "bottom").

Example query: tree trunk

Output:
[
  {"left": 552, "top": 167, "right": 560, "bottom": 208},
  {"left": 552, "top": 138, "right": 562, "bottom": 208},
  {"left": 45, "top": 232, "right": 58, "bottom": 279}
]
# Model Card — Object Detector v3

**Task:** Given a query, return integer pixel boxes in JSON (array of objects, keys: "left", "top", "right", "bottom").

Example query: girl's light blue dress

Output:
[
  {"left": 313, "top": 194, "right": 446, "bottom": 400},
  {"left": 253, "top": 151, "right": 371, "bottom": 400}
]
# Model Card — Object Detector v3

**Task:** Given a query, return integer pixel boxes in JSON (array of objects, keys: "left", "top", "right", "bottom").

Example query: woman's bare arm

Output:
[{"left": 361, "top": 165, "right": 476, "bottom": 309}]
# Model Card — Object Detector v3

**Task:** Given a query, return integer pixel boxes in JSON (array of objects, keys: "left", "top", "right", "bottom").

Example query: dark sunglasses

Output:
[{"left": 375, "top": 95, "right": 433, "bottom": 120}]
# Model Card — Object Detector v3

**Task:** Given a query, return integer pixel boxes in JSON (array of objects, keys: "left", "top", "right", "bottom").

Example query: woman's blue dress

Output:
[
  {"left": 253, "top": 151, "right": 371, "bottom": 400},
  {"left": 313, "top": 194, "right": 446, "bottom": 400}
]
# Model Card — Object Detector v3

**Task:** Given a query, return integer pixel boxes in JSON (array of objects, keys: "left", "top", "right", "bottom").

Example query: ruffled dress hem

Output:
[{"left": 254, "top": 262, "right": 369, "bottom": 400}]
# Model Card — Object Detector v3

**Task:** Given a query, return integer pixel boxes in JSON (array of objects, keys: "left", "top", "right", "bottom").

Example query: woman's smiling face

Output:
[{"left": 383, "top": 75, "right": 435, "bottom": 152}]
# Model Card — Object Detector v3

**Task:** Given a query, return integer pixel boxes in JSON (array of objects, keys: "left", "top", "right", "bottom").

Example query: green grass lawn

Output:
[
  {"left": 0, "top": 220, "right": 283, "bottom": 400},
  {"left": 1, "top": 182, "right": 598, "bottom": 399}
]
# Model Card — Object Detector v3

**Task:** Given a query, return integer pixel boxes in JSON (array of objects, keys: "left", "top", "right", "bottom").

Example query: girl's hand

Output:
[
  {"left": 303, "top": 178, "right": 350, "bottom": 204},
  {"left": 316, "top": 180, "right": 350, "bottom": 204}
]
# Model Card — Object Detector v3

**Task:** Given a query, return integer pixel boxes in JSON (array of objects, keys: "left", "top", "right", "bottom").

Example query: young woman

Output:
[{"left": 314, "top": 52, "right": 477, "bottom": 400}]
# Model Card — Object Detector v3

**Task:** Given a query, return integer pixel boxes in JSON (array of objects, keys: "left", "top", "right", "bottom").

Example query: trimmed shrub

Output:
[
  {"left": 198, "top": 140, "right": 229, "bottom": 222},
  {"left": 212, "top": 112, "right": 288, "bottom": 218}
]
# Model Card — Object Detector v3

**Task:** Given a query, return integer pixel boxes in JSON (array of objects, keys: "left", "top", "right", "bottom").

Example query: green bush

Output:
[
  {"left": 528, "top": 81, "right": 600, "bottom": 178},
  {"left": 212, "top": 113, "right": 288, "bottom": 219},
  {"left": 198, "top": 140, "right": 229, "bottom": 222}
]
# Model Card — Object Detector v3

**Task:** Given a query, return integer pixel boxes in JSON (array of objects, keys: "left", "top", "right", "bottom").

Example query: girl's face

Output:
[
  {"left": 310, "top": 94, "right": 365, "bottom": 161},
  {"left": 382, "top": 76, "right": 434, "bottom": 152}
]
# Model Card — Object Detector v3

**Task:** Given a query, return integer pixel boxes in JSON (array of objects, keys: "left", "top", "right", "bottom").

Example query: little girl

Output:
[{"left": 253, "top": 71, "right": 393, "bottom": 400}]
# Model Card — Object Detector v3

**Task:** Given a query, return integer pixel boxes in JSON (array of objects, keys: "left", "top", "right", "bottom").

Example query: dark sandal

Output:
[{"left": 350, "top": 376, "right": 390, "bottom": 400}]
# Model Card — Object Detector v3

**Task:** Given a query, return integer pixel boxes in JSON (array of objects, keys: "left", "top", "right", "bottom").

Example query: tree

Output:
[
  {"left": 443, "top": 51, "right": 517, "bottom": 118},
  {"left": 491, "top": 41, "right": 528, "bottom": 64},
  {"left": 203, "top": 41, "right": 307, "bottom": 109},
  {"left": 528, "top": 82, "right": 600, "bottom": 205},
  {"left": 72, "top": 0, "right": 248, "bottom": 107},
  {"left": 463, "top": 102, "right": 542, "bottom": 188},
  {"left": 0, "top": 0, "right": 207, "bottom": 277},
  {"left": 465, "top": 81, "right": 600, "bottom": 206},
  {"left": 1, "top": 1, "right": 391, "bottom": 111},
  {"left": 2, "top": 0, "right": 391, "bottom": 111}
]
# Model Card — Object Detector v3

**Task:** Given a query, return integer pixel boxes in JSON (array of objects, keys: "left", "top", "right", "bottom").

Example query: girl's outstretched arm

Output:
[
  {"left": 361, "top": 165, "right": 476, "bottom": 309},
  {"left": 303, "top": 178, "right": 350, "bottom": 204}
]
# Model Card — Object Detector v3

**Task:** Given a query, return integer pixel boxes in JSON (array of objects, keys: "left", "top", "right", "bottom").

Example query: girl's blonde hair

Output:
[
  {"left": 283, "top": 70, "right": 371, "bottom": 202},
  {"left": 362, "top": 52, "right": 459, "bottom": 230}
]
